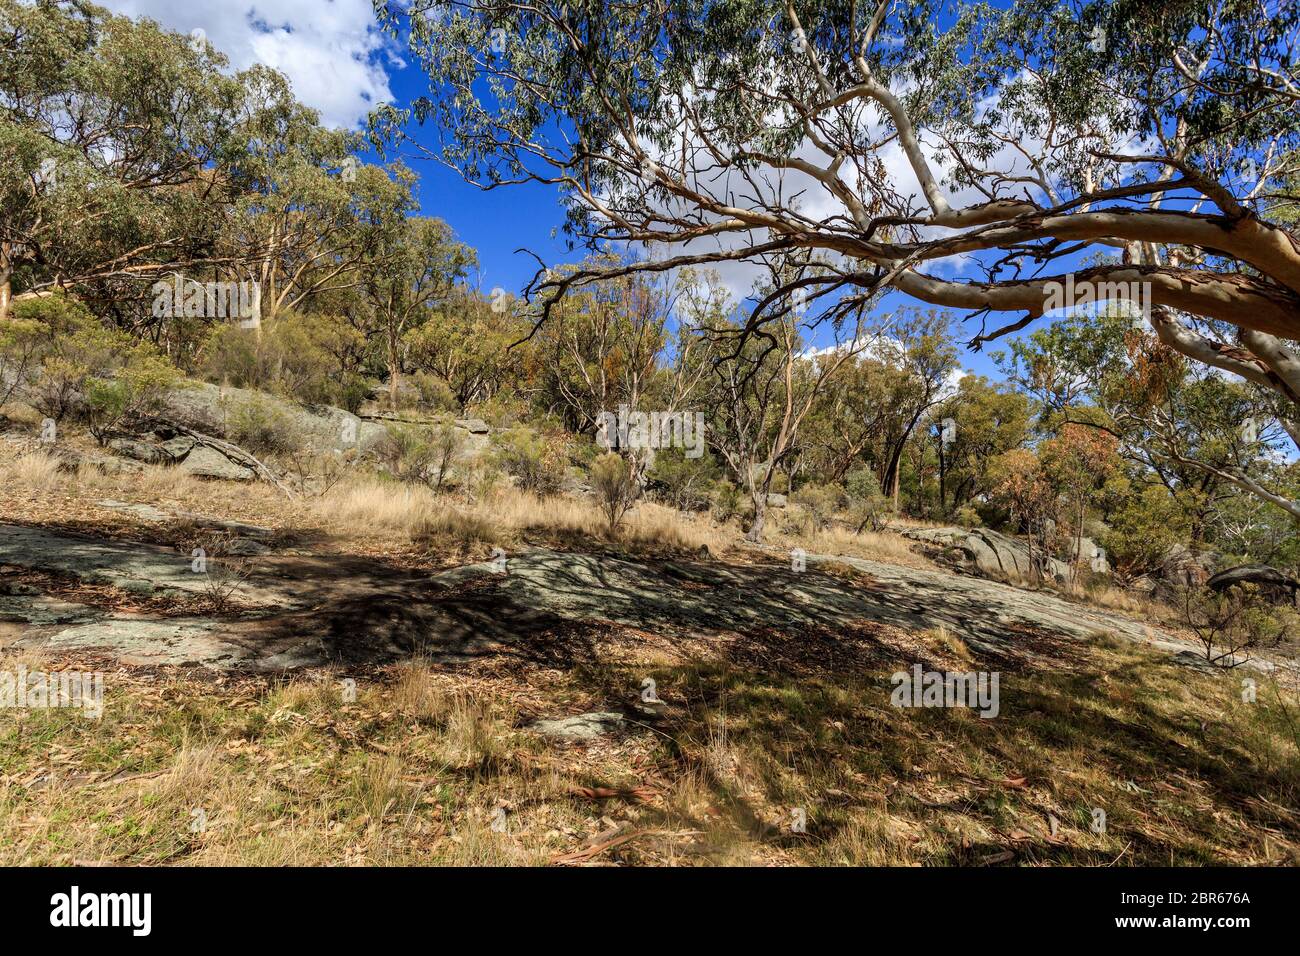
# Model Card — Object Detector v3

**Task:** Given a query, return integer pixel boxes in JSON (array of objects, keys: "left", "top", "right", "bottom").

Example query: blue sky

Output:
[
  {"left": 101, "top": 0, "right": 1017, "bottom": 379},
  {"left": 378, "top": 59, "right": 1015, "bottom": 380}
]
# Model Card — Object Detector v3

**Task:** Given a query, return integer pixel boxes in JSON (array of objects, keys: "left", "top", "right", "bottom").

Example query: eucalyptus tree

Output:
[
  {"left": 376, "top": 0, "right": 1300, "bottom": 435},
  {"left": 406, "top": 285, "right": 537, "bottom": 411},
  {"left": 0, "top": 0, "right": 271, "bottom": 322},
  {"left": 362, "top": 214, "right": 475, "bottom": 408},
  {"left": 932, "top": 375, "right": 1032, "bottom": 513},
  {"left": 685, "top": 256, "right": 884, "bottom": 542},
  {"left": 998, "top": 307, "right": 1299, "bottom": 527},
  {"left": 230, "top": 108, "right": 413, "bottom": 324}
]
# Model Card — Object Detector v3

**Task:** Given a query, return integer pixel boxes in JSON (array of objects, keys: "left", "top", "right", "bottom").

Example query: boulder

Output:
[
  {"left": 107, "top": 437, "right": 172, "bottom": 464},
  {"left": 902, "top": 526, "right": 1070, "bottom": 585},
  {"left": 529, "top": 712, "right": 626, "bottom": 741},
  {"left": 1071, "top": 536, "right": 1110, "bottom": 573},
  {"left": 50, "top": 446, "right": 143, "bottom": 476},
  {"left": 1206, "top": 564, "right": 1300, "bottom": 605},
  {"left": 455, "top": 418, "right": 490, "bottom": 435},
  {"left": 159, "top": 381, "right": 387, "bottom": 455},
  {"left": 178, "top": 445, "right": 254, "bottom": 481},
  {"left": 1159, "top": 544, "right": 1216, "bottom": 588},
  {"left": 160, "top": 436, "right": 196, "bottom": 459},
  {"left": 765, "top": 493, "right": 788, "bottom": 509},
  {"left": 224, "top": 537, "right": 271, "bottom": 557}
]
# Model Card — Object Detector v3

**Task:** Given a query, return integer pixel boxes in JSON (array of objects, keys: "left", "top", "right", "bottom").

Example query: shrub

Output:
[
  {"left": 378, "top": 424, "right": 437, "bottom": 485},
  {"left": 1102, "top": 484, "right": 1191, "bottom": 583},
  {"left": 377, "top": 420, "right": 465, "bottom": 491},
  {"left": 284, "top": 448, "right": 353, "bottom": 497},
  {"left": 1178, "top": 584, "right": 1300, "bottom": 666},
  {"left": 426, "top": 419, "right": 467, "bottom": 490},
  {"left": 590, "top": 452, "right": 638, "bottom": 533},
  {"left": 200, "top": 312, "right": 370, "bottom": 411},
  {"left": 84, "top": 355, "right": 179, "bottom": 444},
  {"left": 224, "top": 396, "right": 302, "bottom": 457},
  {"left": 491, "top": 425, "right": 568, "bottom": 496},
  {"left": 844, "top": 466, "right": 893, "bottom": 533},
  {"left": 791, "top": 481, "right": 842, "bottom": 532},
  {"left": 0, "top": 318, "right": 45, "bottom": 408},
  {"left": 711, "top": 479, "right": 745, "bottom": 523},
  {"left": 17, "top": 297, "right": 178, "bottom": 437},
  {"left": 648, "top": 446, "right": 719, "bottom": 511},
  {"left": 408, "top": 372, "right": 458, "bottom": 413}
]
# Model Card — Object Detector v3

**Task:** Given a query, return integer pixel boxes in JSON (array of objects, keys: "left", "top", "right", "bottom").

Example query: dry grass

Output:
[
  {"left": 4, "top": 449, "right": 62, "bottom": 490},
  {"left": 317, "top": 479, "right": 725, "bottom": 556},
  {"left": 771, "top": 520, "right": 933, "bottom": 571},
  {"left": 2, "top": 619, "right": 1299, "bottom": 866},
  {"left": 924, "top": 623, "right": 973, "bottom": 663},
  {"left": 1071, "top": 579, "right": 1172, "bottom": 621}
]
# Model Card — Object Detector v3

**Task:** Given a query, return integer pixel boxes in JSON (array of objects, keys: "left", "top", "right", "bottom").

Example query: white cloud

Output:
[{"left": 102, "top": 0, "right": 397, "bottom": 129}]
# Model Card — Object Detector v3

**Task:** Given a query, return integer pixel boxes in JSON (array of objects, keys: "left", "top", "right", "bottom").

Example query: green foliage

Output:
[
  {"left": 710, "top": 479, "right": 745, "bottom": 524},
  {"left": 0, "top": 317, "right": 44, "bottom": 408},
  {"left": 16, "top": 295, "right": 176, "bottom": 435},
  {"left": 589, "top": 452, "right": 639, "bottom": 533},
  {"left": 201, "top": 314, "right": 372, "bottom": 412},
  {"left": 1101, "top": 483, "right": 1192, "bottom": 582},
  {"left": 844, "top": 466, "right": 893, "bottom": 533},
  {"left": 791, "top": 481, "right": 842, "bottom": 532},
  {"left": 648, "top": 445, "right": 718, "bottom": 511},
  {"left": 491, "top": 425, "right": 568, "bottom": 496},
  {"left": 84, "top": 355, "right": 178, "bottom": 445},
  {"left": 933, "top": 375, "right": 1032, "bottom": 513},
  {"left": 405, "top": 289, "right": 534, "bottom": 412},
  {"left": 223, "top": 397, "right": 302, "bottom": 457},
  {"left": 953, "top": 504, "right": 983, "bottom": 529},
  {"left": 1179, "top": 585, "right": 1300, "bottom": 666},
  {"left": 407, "top": 372, "right": 459, "bottom": 413},
  {"left": 377, "top": 421, "right": 465, "bottom": 491},
  {"left": 0, "top": 0, "right": 321, "bottom": 320}
]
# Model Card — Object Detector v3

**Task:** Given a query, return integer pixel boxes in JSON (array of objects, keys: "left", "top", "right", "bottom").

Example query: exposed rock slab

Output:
[
  {"left": 1, "top": 524, "right": 1277, "bottom": 676},
  {"left": 107, "top": 438, "right": 173, "bottom": 464},
  {"left": 178, "top": 445, "right": 255, "bottom": 481},
  {"left": 160, "top": 381, "right": 387, "bottom": 454},
  {"left": 901, "top": 526, "right": 1072, "bottom": 585},
  {"left": 530, "top": 712, "right": 626, "bottom": 741},
  {"left": 96, "top": 500, "right": 172, "bottom": 523}
]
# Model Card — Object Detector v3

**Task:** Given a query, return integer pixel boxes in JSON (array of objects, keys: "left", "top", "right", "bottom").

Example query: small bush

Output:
[
  {"left": 84, "top": 356, "right": 178, "bottom": 445},
  {"left": 426, "top": 420, "right": 467, "bottom": 490},
  {"left": 590, "top": 452, "right": 638, "bottom": 533},
  {"left": 711, "top": 480, "right": 745, "bottom": 523},
  {"left": 0, "top": 318, "right": 45, "bottom": 408},
  {"left": 225, "top": 397, "right": 302, "bottom": 457},
  {"left": 845, "top": 467, "right": 893, "bottom": 533},
  {"left": 378, "top": 421, "right": 465, "bottom": 491},
  {"left": 1179, "top": 584, "right": 1300, "bottom": 666},
  {"left": 16, "top": 297, "right": 178, "bottom": 438},
  {"left": 492, "top": 425, "right": 568, "bottom": 496},
  {"left": 791, "top": 481, "right": 842, "bottom": 532},
  {"left": 649, "top": 446, "right": 720, "bottom": 511}
]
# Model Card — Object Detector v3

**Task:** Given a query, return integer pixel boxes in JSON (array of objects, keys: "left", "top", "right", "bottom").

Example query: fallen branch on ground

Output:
[{"left": 140, "top": 418, "right": 295, "bottom": 498}]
